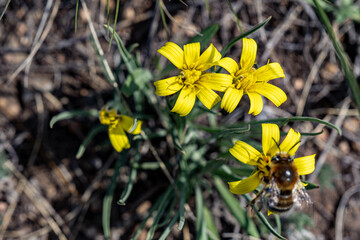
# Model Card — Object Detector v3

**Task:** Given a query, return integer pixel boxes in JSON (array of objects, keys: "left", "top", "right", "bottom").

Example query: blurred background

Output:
[{"left": 0, "top": 0, "right": 360, "bottom": 239}]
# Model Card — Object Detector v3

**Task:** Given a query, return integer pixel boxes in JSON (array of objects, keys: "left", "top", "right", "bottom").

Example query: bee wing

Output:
[
  {"left": 293, "top": 179, "right": 313, "bottom": 208},
  {"left": 265, "top": 177, "right": 281, "bottom": 208}
]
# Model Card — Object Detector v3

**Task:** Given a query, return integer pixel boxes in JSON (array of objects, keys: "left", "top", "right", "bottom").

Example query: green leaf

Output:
[
  {"left": 227, "top": 116, "right": 342, "bottom": 135},
  {"left": 189, "top": 24, "right": 219, "bottom": 48},
  {"left": 105, "top": 25, "right": 137, "bottom": 73},
  {"left": 0, "top": 151, "right": 10, "bottom": 177},
  {"left": 121, "top": 68, "right": 153, "bottom": 96},
  {"left": 221, "top": 16, "right": 271, "bottom": 56},
  {"left": 0, "top": 0, "right": 11, "bottom": 21},
  {"left": 50, "top": 109, "right": 99, "bottom": 128},
  {"left": 243, "top": 194, "right": 286, "bottom": 240},
  {"left": 133, "top": 162, "right": 161, "bottom": 170},
  {"left": 313, "top": 0, "right": 360, "bottom": 113},
  {"left": 203, "top": 206, "right": 220, "bottom": 240},
  {"left": 130, "top": 189, "right": 167, "bottom": 240},
  {"left": 117, "top": 144, "right": 141, "bottom": 205},
  {"left": 76, "top": 125, "right": 107, "bottom": 159},
  {"left": 200, "top": 159, "right": 227, "bottom": 174},
  {"left": 102, "top": 152, "right": 128, "bottom": 239},
  {"left": 158, "top": 211, "right": 180, "bottom": 240},
  {"left": 213, "top": 176, "right": 259, "bottom": 237},
  {"left": 178, "top": 176, "right": 187, "bottom": 231},
  {"left": 146, "top": 188, "right": 174, "bottom": 240},
  {"left": 302, "top": 180, "right": 320, "bottom": 190},
  {"left": 195, "top": 185, "right": 208, "bottom": 240}
]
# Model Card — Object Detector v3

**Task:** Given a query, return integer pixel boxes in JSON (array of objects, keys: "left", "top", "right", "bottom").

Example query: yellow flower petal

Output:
[
  {"left": 198, "top": 73, "right": 233, "bottom": 92},
  {"left": 251, "top": 83, "right": 287, "bottom": 107},
  {"left": 240, "top": 38, "right": 257, "bottom": 69},
  {"left": 196, "top": 85, "right": 221, "bottom": 110},
  {"left": 279, "top": 128, "right": 301, "bottom": 156},
  {"left": 154, "top": 76, "right": 183, "bottom": 96},
  {"left": 183, "top": 42, "right": 200, "bottom": 69},
  {"left": 171, "top": 86, "right": 196, "bottom": 116},
  {"left": 228, "top": 171, "right": 262, "bottom": 194},
  {"left": 197, "top": 43, "right": 222, "bottom": 71},
  {"left": 294, "top": 154, "right": 316, "bottom": 175},
  {"left": 229, "top": 141, "right": 261, "bottom": 165},
  {"left": 247, "top": 92, "right": 263, "bottom": 115},
  {"left": 217, "top": 57, "right": 239, "bottom": 76},
  {"left": 158, "top": 42, "right": 184, "bottom": 69},
  {"left": 255, "top": 62, "right": 285, "bottom": 83},
  {"left": 119, "top": 115, "right": 142, "bottom": 135},
  {"left": 221, "top": 86, "right": 243, "bottom": 113},
  {"left": 109, "top": 123, "right": 130, "bottom": 152},
  {"left": 262, "top": 124, "right": 280, "bottom": 157}
]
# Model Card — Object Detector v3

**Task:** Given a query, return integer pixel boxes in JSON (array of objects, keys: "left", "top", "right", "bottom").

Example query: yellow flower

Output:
[
  {"left": 228, "top": 123, "right": 315, "bottom": 194},
  {"left": 99, "top": 108, "right": 142, "bottom": 152},
  {"left": 218, "top": 38, "right": 287, "bottom": 115},
  {"left": 154, "top": 42, "right": 233, "bottom": 116}
]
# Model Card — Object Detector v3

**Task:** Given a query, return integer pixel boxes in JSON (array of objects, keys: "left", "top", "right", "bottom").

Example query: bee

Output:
[
  {"left": 248, "top": 150, "right": 312, "bottom": 214},
  {"left": 262, "top": 152, "right": 312, "bottom": 213}
]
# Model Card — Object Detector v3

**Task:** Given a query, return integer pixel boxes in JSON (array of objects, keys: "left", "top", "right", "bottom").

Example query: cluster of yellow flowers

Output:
[
  {"left": 98, "top": 38, "right": 316, "bottom": 215},
  {"left": 154, "top": 38, "right": 287, "bottom": 116}
]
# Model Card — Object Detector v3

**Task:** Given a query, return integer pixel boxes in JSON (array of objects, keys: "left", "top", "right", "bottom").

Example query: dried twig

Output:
[
  {"left": 335, "top": 184, "right": 360, "bottom": 240},
  {"left": 309, "top": 97, "right": 351, "bottom": 182},
  {"left": 296, "top": 44, "right": 330, "bottom": 116},
  {"left": 4, "top": 160, "right": 68, "bottom": 240},
  {"left": 7, "top": 0, "right": 60, "bottom": 84}
]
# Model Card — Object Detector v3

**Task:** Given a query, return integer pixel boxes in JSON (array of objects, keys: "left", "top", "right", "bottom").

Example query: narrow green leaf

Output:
[
  {"left": 313, "top": 0, "right": 360, "bottom": 113},
  {"left": 130, "top": 190, "right": 166, "bottom": 240},
  {"left": 0, "top": 0, "right": 11, "bottom": 21},
  {"left": 226, "top": 0, "right": 243, "bottom": 33},
  {"left": 50, "top": 109, "right": 99, "bottom": 128},
  {"left": 105, "top": 25, "right": 137, "bottom": 72},
  {"left": 177, "top": 176, "right": 187, "bottom": 231},
  {"left": 74, "top": 0, "right": 79, "bottom": 32},
  {"left": 158, "top": 211, "right": 180, "bottom": 240},
  {"left": 106, "top": 0, "right": 110, "bottom": 36},
  {"left": 302, "top": 180, "right": 320, "bottom": 190},
  {"left": 300, "top": 130, "right": 324, "bottom": 136},
  {"left": 76, "top": 125, "right": 107, "bottom": 159},
  {"left": 203, "top": 206, "right": 220, "bottom": 240},
  {"left": 117, "top": 145, "right": 141, "bottom": 205},
  {"left": 243, "top": 194, "right": 287, "bottom": 240},
  {"left": 274, "top": 214, "right": 282, "bottom": 235},
  {"left": 189, "top": 24, "right": 219, "bottom": 48},
  {"left": 227, "top": 116, "right": 342, "bottom": 135},
  {"left": 108, "top": 0, "right": 120, "bottom": 48},
  {"left": 221, "top": 16, "right": 271, "bottom": 56},
  {"left": 133, "top": 162, "right": 161, "bottom": 170},
  {"left": 213, "top": 176, "right": 259, "bottom": 238},
  {"left": 102, "top": 152, "right": 128, "bottom": 239},
  {"left": 158, "top": 197, "right": 177, "bottom": 228},
  {"left": 146, "top": 188, "right": 174, "bottom": 240},
  {"left": 158, "top": 0, "right": 169, "bottom": 37},
  {"left": 195, "top": 185, "right": 207, "bottom": 240},
  {"left": 200, "top": 159, "right": 227, "bottom": 174}
]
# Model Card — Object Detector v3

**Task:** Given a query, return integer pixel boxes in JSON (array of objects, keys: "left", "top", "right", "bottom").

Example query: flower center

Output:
[
  {"left": 180, "top": 69, "right": 201, "bottom": 85},
  {"left": 234, "top": 68, "right": 256, "bottom": 90}
]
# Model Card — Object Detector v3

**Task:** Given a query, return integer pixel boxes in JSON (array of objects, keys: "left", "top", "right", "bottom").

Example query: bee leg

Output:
[{"left": 246, "top": 189, "right": 265, "bottom": 209}]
